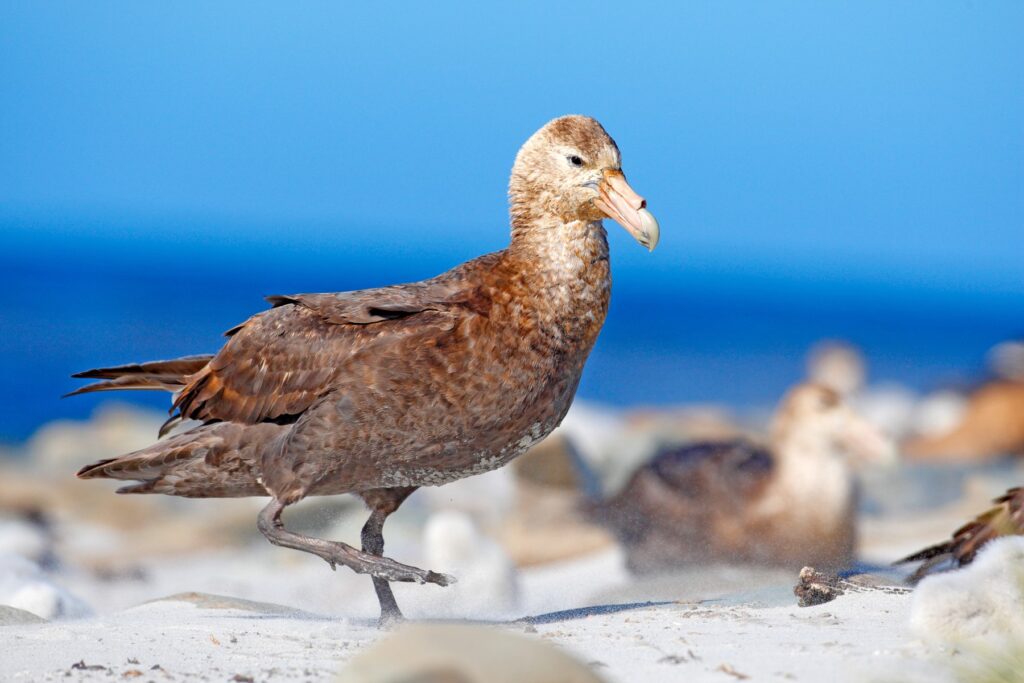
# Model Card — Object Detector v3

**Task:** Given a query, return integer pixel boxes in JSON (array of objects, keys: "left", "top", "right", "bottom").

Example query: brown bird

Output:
[
  {"left": 904, "top": 379, "right": 1024, "bottom": 461},
  {"left": 591, "top": 384, "right": 894, "bottom": 574},
  {"left": 69, "top": 115, "right": 660, "bottom": 624},
  {"left": 897, "top": 487, "right": 1024, "bottom": 583}
]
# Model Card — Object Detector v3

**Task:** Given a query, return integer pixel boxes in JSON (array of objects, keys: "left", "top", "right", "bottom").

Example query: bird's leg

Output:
[
  {"left": 361, "top": 510, "right": 402, "bottom": 625},
  {"left": 360, "top": 486, "right": 418, "bottom": 627},
  {"left": 257, "top": 498, "right": 453, "bottom": 588}
]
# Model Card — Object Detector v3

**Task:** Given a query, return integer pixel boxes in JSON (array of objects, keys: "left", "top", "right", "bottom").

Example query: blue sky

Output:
[
  {"left": 0, "top": 2, "right": 1022, "bottom": 440},
  {"left": 1, "top": 2, "right": 1022, "bottom": 300}
]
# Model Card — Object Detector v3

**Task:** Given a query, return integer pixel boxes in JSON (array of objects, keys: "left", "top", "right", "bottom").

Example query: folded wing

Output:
[
  {"left": 898, "top": 486, "right": 1024, "bottom": 582},
  {"left": 173, "top": 278, "right": 469, "bottom": 425}
]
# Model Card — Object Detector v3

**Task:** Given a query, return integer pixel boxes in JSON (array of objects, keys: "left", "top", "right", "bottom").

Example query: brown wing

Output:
[
  {"left": 645, "top": 439, "right": 776, "bottom": 502},
  {"left": 173, "top": 273, "right": 477, "bottom": 425},
  {"left": 898, "top": 486, "right": 1024, "bottom": 582},
  {"left": 596, "top": 439, "right": 774, "bottom": 536}
]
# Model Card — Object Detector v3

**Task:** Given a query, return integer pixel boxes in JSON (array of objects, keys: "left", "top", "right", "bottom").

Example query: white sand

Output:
[
  {"left": 4, "top": 406, "right": 1022, "bottom": 681},
  {"left": 0, "top": 587, "right": 953, "bottom": 683},
  {"left": 0, "top": 548, "right": 959, "bottom": 682}
]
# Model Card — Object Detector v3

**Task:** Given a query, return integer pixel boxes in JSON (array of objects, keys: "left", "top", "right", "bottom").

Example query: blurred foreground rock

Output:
[
  {"left": 0, "top": 604, "right": 47, "bottom": 625},
  {"left": 337, "top": 623, "right": 607, "bottom": 683},
  {"left": 137, "top": 591, "right": 312, "bottom": 617}
]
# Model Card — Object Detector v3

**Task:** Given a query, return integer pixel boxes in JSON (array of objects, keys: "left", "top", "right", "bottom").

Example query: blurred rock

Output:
[
  {"left": 556, "top": 401, "right": 630, "bottom": 472},
  {"left": 2, "top": 403, "right": 266, "bottom": 564},
  {"left": 550, "top": 401, "right": 655, "bottom": 499},
  {"left": 513, "top": 434, "right": 580, "bottom": 490},
  {"left": 423, "top": 511, "right": 518, "bottom": 618},
  {"left": 133, "top": 591, "right": 311, "bottom": 617},
  {"left": 0, "top": 554, "right": 92, "bottom": 619},
  {"left": 336, "top": 623, "right": 607, "bottom": 683},
  {"left": 0, "top": 604, "right": 47, "bottom": 626},
  {"left": 852, "top": 382, "right": 919, "bottom": 441},
  {"left": 497, "top": 483, "right": 614, "bottom": 567},
  {"left": 905, "top": 380, "right": 1024, "bottom": 461},
  {"left": 988, "top": 340, "right": 1024, "bottom": 381},
  {"left": 0, "top": 515, "right": 51, "bottom": 565},
  {"left": 0, "top": 457, "right": 265, "bottom": 567},
  {"left": 910, "top": 390, "right": 968, "bottom": 438},
  {"left": 26, "top": 404, "right": 166, "bottom": 474}
]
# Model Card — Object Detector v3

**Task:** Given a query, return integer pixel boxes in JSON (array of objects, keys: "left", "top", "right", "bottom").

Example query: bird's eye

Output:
[{"left": 568, "top": 155, "right": 584, "bottom": 167}]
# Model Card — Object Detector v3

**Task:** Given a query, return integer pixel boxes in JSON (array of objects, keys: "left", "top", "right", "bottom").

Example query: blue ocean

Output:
[{"left": 2, "top": 232, "right": 1018, "bottom": 445}]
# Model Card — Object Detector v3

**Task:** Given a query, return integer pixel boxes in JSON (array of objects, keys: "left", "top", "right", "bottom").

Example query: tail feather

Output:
[
  {"left": 158, "top": 414, "right": 185, "bottom": 438},
  {"left": 67, "top": 355, "right": 213, "bottom": 397},
  {"left": 71, "top": 355, "right": 214, "bottom": 380},
  {"left": 75, "top": 422, "right": 284, "bottom": 498},
  {"left": 76, "top": 457, "right": 119, "bottom": 479},
  {"left": 76, "top": 438, "right": 199, "bottom": 481},
  {"left": 64, "top": 375, "right": 181, "bottom": 398},
  {"left": 898, "top": 540, "right": 954, "bottom": 564}
]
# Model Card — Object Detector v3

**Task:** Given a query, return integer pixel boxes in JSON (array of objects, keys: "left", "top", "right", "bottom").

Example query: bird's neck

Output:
[
  {"left": 768, "top": 423, "right": 851, "bottom": 507},
  {"left": 505, "top": 217, "right": 612, "bottom": 343},
  {"left": 511, "top": 214, "right": 608, "bottom": 265}
]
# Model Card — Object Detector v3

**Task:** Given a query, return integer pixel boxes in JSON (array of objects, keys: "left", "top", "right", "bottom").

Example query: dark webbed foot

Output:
[{"left": 258, "top": 500, "right": 454, "bottom": 586}]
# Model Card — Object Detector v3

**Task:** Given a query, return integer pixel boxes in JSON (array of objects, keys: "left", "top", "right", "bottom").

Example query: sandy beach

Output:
[
  {"left": 3, "top": 404, "right": 1023, "bottom": 682},
  {"left": 0, "top": 587, "right": 945, "bottom": 683}
]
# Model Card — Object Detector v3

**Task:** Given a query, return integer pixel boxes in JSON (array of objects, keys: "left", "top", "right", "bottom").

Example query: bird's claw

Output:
[
  {"left": 310, "top": 540, "right": 454, "bottom": 587},
  {"left": 425, "top": 570, "right": 456, "bottom": 587},
  {"left": 366, "top": 563, "right": 454, "bottom": 586}
]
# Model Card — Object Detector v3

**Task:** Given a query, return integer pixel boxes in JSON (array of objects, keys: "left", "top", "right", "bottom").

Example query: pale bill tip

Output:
[{"left": 639, "top": 208, "right": 660, "bottom": 251}]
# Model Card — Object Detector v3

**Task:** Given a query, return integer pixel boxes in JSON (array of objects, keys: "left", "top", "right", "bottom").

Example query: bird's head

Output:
[
  {"left": 772, "top": 383, "right": 897, "bottom": 468},
  {"left": 509, "top": 115, "right": 659, "bottom": 251}
]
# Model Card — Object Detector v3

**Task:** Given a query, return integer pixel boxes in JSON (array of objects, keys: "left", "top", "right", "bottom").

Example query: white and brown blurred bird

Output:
[
  {"left": 593, "top": 384, "right": 894, "bottom": 574},
  {"left": 69, "top": 115, "right": 659, "bottom": 624}
]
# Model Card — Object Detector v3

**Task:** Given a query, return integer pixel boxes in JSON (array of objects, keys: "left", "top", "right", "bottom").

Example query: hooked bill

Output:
[{"left": 595, "top": 171, "right": 660, "bottom": 251}]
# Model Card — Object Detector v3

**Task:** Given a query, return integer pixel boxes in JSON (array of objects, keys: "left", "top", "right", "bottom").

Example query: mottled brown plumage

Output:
[
  {"left": 897, "top": 486, "right": 1024, "bottom": 583},
  {"left": 592, "top": 384, "right": 894, "bottom": 574},
  {"left": 72, "top": 115, "right": 659, "bottom": 623}
]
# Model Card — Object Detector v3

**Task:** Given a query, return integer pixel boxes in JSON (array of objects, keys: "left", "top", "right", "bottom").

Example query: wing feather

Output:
[
  {"left": 898, "top": 486, "right": 1024, "bottom": 582},
  {"left": 173, "top": 277, "right": 473, "bottom": 424}
]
